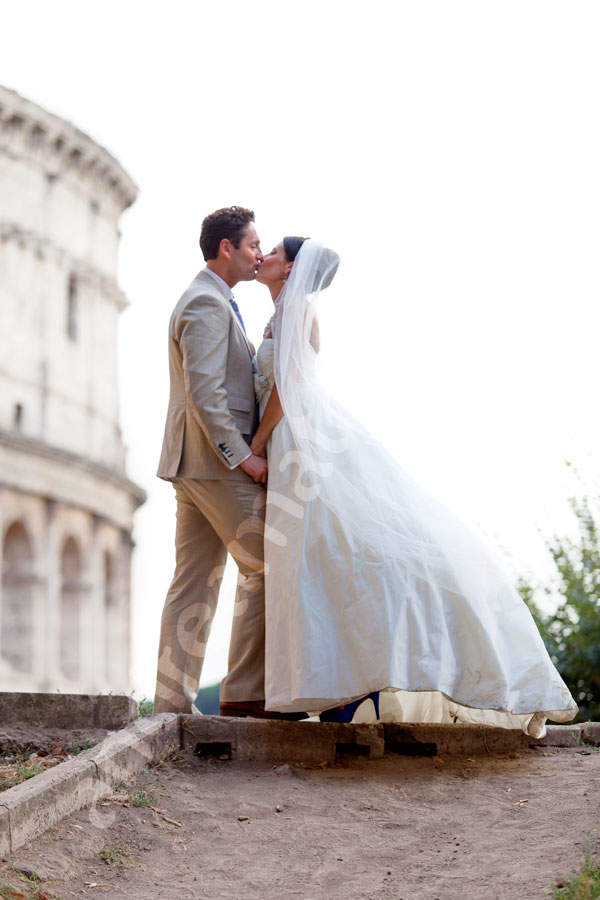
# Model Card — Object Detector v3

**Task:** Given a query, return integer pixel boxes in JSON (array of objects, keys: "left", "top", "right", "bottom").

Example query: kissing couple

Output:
[{"left": 153, "top": 205, "right": 576, "bottom": 738}]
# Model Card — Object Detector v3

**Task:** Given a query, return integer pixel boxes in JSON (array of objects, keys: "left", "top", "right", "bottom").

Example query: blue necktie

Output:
[{"left": 229, "top": 298, "right": 246, "bottom": 334}]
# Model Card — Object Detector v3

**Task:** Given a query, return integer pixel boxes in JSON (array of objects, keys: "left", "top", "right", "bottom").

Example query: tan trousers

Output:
[{"left": 153, "top": 477, "right": 266, "bottom": 714}]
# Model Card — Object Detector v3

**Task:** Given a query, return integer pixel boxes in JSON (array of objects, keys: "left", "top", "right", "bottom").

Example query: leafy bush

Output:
[
  {"left": 549, "top": 833, "right": 600, "bottom": 899},
  {"left": 520, "top": 481, "right": 600, "bottom": 722},
  {"left": 137, "top": 697, "right": 154, "bottom": 717}
]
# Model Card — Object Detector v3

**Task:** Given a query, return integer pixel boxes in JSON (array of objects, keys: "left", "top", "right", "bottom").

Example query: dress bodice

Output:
[{"left": 254, "top": 338, "right": 275, "bottom": 408}]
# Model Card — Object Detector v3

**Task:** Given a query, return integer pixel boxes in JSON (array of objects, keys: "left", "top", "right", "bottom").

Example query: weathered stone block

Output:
[
  {"left": 581, "top": 721, "right": 600, "bottom": 746},
  {"left": 181, "top": 716, "right": 385, "bottom": 764},
  {"left": 384, "top": 723, "right": 531, "bottom": 755},
  {"left": 0, "top": 803, "right": 11, "bottom": 856},
  {"left": 0, "top": 692, "right": 138, "bottom": 730},
  {"left": 0, "top": 758, "right": 100, "bottom": 852},
  {"left": 87, "top": 714, "right": 180, "bottom": 789},
  {"left": 537, "top": 725, "right": 583, "bottom": 748}
]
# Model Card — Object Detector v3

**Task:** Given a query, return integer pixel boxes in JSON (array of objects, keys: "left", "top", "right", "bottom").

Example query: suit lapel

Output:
[{"left": 195, "top": 271, "right": 254, "bottom": 359}]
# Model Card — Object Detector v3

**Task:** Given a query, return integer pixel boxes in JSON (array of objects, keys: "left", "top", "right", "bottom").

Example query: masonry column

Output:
[
  {"left": 88, "top": 515, "right": 106, "bottom": 692},
  {"left": 30, "top": 498, "right": 47, "bottom": 687},
  {"left": 115, "top": 528, "right": 133, "bottom": 692},
  {"left": 43, "top": 498, "right": 60, "bottom": 688}
]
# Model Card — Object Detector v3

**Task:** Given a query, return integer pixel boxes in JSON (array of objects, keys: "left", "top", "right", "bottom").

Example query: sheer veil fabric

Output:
[{"left": 259, "top": 240, "right": 577, "bottom": 738}]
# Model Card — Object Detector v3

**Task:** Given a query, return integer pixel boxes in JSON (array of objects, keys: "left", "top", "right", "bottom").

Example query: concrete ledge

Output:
[
  {"left": 383, "top": 723, "right": 532, "bottom": 755},
  {"left": 582, "top": 722, "right": 600, "bottom": 745},
  {"left": 380, "top": 722, "right": 599, "bottom": 755},
  {"left": 183, "top": 718, "right": 597, "bottom": 761},
  {"left": 0, "top": 692, "right": 138, "bottom": 730},
  {"left": 0, "top": 758, "right": 98, "bottom": 853},
  {"left": 181, "top": 716, "right": 385, "bottom": 763},
  {"left": 538, "top": 723, "right": 600, "bottom": 748},
  {"left": 538, "top": 725, "right": 582, "bottom": 748},
  {"left": 0, "top": 804, "right": 11, "bottom": 857},
  {"left": 84, "top": 713, "right": 181, "bottom": 787},
  {"left": 0, "top": 713, "right": 179, "bottom": 854}
]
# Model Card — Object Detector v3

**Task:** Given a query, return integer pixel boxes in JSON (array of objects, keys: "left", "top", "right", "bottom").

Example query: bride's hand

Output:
[{"left": 251, "top": 437, "right": 267, "bottom": 458}]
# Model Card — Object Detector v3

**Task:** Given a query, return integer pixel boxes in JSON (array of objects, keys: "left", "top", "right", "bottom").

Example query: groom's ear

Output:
[{"left": 219, "top": 238, "right": 233, "bottom": 259}]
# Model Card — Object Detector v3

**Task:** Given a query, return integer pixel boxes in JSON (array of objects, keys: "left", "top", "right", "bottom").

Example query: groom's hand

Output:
[{"left": 240, "top": 453, "right": 268, "bottom": 484}]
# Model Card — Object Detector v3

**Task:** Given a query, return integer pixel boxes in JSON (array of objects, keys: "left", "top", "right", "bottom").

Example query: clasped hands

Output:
[{"left": 239, "top": 438, "right": 267, "bottom": 484}]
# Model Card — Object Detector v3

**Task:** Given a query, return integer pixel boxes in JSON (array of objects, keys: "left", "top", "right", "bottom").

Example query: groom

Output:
[{"left": 154, "top": 206, "right": 296, "bottom": 719}]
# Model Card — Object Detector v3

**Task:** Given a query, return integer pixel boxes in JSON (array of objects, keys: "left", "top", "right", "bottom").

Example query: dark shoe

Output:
[
  {"left": 219, "top": 700, "right": 308, "bottom": 721},
  {"left": 319, "top": 692, "right": 380, "bottom": 723}
]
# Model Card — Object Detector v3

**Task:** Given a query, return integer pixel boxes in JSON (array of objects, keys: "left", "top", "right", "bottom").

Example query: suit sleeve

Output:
[{"left": 177, "top": 293, "right": 251, "bottom": 469}]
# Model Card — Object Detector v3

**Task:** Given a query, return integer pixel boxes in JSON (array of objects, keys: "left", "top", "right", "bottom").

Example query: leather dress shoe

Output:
[{"left": 219, "top": 700, "right": 308, "bottom": 721}]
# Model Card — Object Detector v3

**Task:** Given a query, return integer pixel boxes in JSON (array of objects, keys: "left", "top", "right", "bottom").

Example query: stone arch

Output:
[
  {"left": 60, "top": 536, "right": 83, "bottom": 680},
  {"left": 1, "top": 521, "right": 34, "bottom": 672}
]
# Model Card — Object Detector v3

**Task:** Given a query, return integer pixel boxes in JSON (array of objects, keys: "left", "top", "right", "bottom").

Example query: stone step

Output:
[
  {"left": 0, "top": 692, "right": 138, "bottom": 731},
  {"left": 181, "top": 716, "right": 600, "bottom": 763}
]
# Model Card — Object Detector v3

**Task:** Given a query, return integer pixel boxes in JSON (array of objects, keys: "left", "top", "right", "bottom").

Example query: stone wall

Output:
[{"left": 0, "top": 85, "right": 144, "bottom": 694}]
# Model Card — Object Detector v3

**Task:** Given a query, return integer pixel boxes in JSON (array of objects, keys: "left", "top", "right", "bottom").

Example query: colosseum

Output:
[{"left": 0, "top": 85, "right": 145, "bottom": 695}]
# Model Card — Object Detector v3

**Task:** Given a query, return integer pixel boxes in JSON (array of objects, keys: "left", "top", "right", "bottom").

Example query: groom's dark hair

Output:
[{"left": 200, "top": 206, "right": 255, "bottom": 261}]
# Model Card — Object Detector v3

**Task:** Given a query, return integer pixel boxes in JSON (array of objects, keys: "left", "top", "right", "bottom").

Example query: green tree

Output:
[{"left": 520, "top": 486, "right": 600, "bottom": 722}]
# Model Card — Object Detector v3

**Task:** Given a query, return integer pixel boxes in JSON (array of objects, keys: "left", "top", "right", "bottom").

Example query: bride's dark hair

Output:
[
  {"left": 284, "top": 236, "right": 340, "bottom": 291},
  {"left": 283, "top": 236, "right": 308, "bottom": 262}
]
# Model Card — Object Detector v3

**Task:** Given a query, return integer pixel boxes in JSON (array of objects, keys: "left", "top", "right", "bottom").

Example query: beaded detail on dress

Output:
[
  {"left": 254, "top": 338, "right": 275, "bottom": 406},
  {"left": 263, "top": 314, "right": 275, "bottom": 338}
]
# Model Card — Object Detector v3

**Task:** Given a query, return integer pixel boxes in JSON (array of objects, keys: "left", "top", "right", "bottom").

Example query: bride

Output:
[{"left": 251, "top": 237, "right": 577, "bottom": 738}]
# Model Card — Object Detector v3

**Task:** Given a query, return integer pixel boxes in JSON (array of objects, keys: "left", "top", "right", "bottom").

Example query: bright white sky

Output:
[{"left": 2, "top": 1, "right": 599, "bottom": 699}]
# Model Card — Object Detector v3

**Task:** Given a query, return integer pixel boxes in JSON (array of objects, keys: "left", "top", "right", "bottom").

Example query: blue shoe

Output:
[{"left": 319, "top": 692, "right": 380, "bottom": 723}]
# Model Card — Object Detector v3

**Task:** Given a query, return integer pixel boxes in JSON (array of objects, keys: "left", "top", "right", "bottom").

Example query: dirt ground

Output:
[
  {"left": 0, "top": 726, "right": 108, "bottom": 796},
  {"left": 0, "top": 725, "right": 108, "bottom": 757},
  {"left": 1, "top": 745, "right": 599, "bottom": 900}
]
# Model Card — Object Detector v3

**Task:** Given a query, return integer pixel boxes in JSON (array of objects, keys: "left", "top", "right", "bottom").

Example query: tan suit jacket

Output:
[{"left": 157, "top": 270, "right": 258, "bottom": 481}]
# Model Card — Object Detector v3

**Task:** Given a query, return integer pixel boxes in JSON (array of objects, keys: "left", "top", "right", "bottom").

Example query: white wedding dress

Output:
[{"left": 255, "top": 242, "right": 577, "bottom": 739}]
